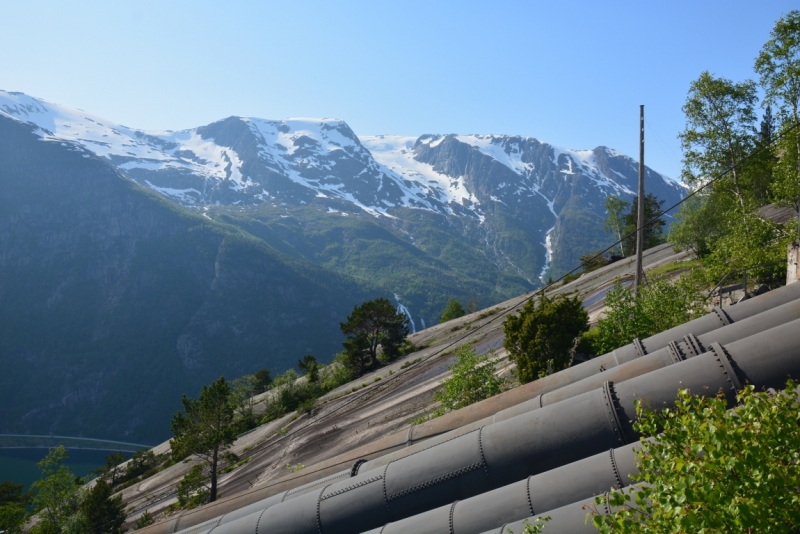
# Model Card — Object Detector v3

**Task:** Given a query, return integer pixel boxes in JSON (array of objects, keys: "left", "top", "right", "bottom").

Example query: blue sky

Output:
[{"left": 1, "top": 1, "right": 796, "bottom": 179}]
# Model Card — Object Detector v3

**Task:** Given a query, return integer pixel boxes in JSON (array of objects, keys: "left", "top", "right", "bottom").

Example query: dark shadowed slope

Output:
[{"left": 0, "top": 114, "right": 373, "bottom": 443}]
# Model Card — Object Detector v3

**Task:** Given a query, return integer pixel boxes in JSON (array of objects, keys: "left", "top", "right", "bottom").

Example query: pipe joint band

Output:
[
  {"left": 666, "top": 341, "right": 685, "bottom": 365},
  {"left": 609, "top": 448, "right": 624, "bottom": 489},
  {"left": 601, "top": 381, "right": 628, "bottom": 445},
  {"left": 708, "top": 342, "right": 743, "bottom": 393},
  {"left": 350, "top": 459, "right": 368, "bottom": 477},
  {"left": 321, "top": 476, "right": 382, "bottom": 500},
  {"left": 682, "top": 333, "right": 703, "bottom": 357},
  {"left": 448, "top": 500, "right": 459, "bottom": 534},
  {"left": 712, "top": 306, "right": 732, "bottom": 326},
  {"left": 632, "top": 337, "right": 647, "bottom": 358},
  {"left": 525, "top": 476, "right": 535, "bottom": 517}
]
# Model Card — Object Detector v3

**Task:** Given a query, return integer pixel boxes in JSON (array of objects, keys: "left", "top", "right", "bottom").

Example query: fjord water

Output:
[{"left": 0, "top": 448, "right": 130, "bottom": 492}]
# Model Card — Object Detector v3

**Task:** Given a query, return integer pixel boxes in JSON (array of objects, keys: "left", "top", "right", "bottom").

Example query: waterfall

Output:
[{"left": 394, "top": 294, "right": 416, "bottom": 334}]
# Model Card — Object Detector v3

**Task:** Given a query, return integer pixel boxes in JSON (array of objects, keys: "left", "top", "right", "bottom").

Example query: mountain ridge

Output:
[{"left": 0, "top": 90, "right": 685, "bottom": 291}]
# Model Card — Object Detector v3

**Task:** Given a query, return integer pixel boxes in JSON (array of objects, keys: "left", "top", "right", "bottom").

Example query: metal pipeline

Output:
[
  {"left": 141, "top": 283, "right": 800, "bottom": 534},
  {"left": 373, "top": 385, "right": 800, "bottom": 534},
  {"left": 138, "top": 282, "right": 800, "bottom": 534},
  {"left": 359, "top": 441, "right": 642, "bottom": 534},
  {"left": 482, "top": 491, "right": 613, "bottom": 534},
  {"left": 175, "top": 317, "right": 800, "bottom": 534}
]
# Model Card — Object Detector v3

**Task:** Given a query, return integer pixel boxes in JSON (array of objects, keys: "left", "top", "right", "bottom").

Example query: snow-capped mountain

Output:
[{"left": 0, "top": 90, "right": 684, "bottom": 284}]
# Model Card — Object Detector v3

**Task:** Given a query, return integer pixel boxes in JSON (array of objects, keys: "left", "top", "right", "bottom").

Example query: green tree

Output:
[
  {"left": 170, "top": 376, "right": 236, "bottom": 503},
  {"left": 701, "top": 211, "right": 794, "bottom": 282},
  {"left": 80, "top": 478, "right": 126, "bottom": 534},
  {"left": 229, "top": 375, "right": 259, "bottom": 429},
  {"left": 503, "top": 294, "right": 589, "bottom": 383},
  {"left": 297, "top": 354, "right": 320, "bottom": 383},
  {"left": 30, "top": 447, "right": 85, "bottom": 534},
  {"left": 122, "top": 449, "right": 160, "bottom": 482},
  {"left": 591, "top": 381, "right": 800, "bottom": 533},
  {"left": 679, "top": 71, "right": 760, "bottom": 211},
  {"left": 340, "top": 297, "right": 409, "bottom": 376},
  {"left": 0, "top": 481, "right": 31, "bottom": 534},
  {"left": 605, "top": 195, "right": 629, "bottom": 256},
  {"left": 593, "top": 277, "right": 706, "bottom": 355},
  {"left": 439, "top": 297, "right": 466, "bottom": 323},
  {"left": 756, "top": 10, "right": 800, "bottom": 239},
  {"left": 433, "top": 344, "right": 507, "bottom": 413},
  {"left": 92, "top": 452, "right": 127, "bottom": 487},
  {"left": 668, "top": 194, "right": 727, "bottom": 257},
  {"left": 175, "top": 464, "right": 209, "bottom": 510},
  {"left": 254, "top": 368, "right": 272, "bottom": 392},
  {"left": 621, "top": 194, "right": 666, "bottom": 256},
  {"left": 672, "top": 70, "right": 785, "bottom": 280},
  {"left": 0, "top": 503, "right": 27, "bottom": 534}
]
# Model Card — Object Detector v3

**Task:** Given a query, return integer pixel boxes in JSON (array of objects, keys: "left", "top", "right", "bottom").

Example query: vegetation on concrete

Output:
[
  {"left": 175, "top": 464, "right": 209, "bottom": 510},
  {"left": 440, "top": 298, "right": 466, "bottom": 323},
  {"left": 170, "top": 377, "right": 237, "bottom": 503},
  {"left": 590, "top": 277, "right": 706, "bottom": 355},
  {"left": 503, "top": 294, "right": 589, "bottom": 383},
  {"left": 433, "top": 344, "right": 508, "bottom": 415},
  {"left": 590, "top": 381, "right": 800, "bottom": 533},
  {"left": 133, "top": 510, "right": 155, "bottom": 530},
  {"left": 340, "top": 297, "right": 410, "bottom": 377}
]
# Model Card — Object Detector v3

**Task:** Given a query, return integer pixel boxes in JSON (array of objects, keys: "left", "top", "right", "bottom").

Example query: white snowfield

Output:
[{"left": 0, "top": 90, "right": 679, "bottom": 221}]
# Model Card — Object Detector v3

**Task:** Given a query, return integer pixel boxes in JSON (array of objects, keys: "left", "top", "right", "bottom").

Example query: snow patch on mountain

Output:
[
  {"left": 0, "top": 91, "right": 254, "bottom": 194},
  {"left": 455, "top": 134, "right": 536, "bottom": 176},
  {"left": 360, "top": 135, "right": 483, "bottom": 220}
]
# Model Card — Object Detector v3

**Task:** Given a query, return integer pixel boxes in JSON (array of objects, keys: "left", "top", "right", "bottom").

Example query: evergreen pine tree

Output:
[{"left": 81, "top": 478, "right": 126, "bottom": 534}]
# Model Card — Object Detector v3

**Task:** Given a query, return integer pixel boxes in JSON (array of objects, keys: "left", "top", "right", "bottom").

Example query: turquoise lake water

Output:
[{"left": 0, "top": 448, "right": 130, "bottom": 491}]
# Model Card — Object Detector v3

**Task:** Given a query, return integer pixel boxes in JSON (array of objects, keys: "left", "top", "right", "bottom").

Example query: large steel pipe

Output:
[
  {"left": 481, "top": 492, "right": 607, "bottom": 534},
  {"left": 530, "top": 297, "right": 800, "bottom": 410},
  {"left": 142, "top": 283, "right": 800, "bottom": 534},
  {"left": 181, "top": 318, "right": 800, "bottom": 534},
  {"left": 359, "top": 441, "right": 641, "bottom": 534}
]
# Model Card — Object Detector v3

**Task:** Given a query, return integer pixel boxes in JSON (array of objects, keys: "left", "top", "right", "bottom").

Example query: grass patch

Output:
[
  {"left": 219, "top": 456, "right": 252, "bottom": 475},
  {"left": 647, "top": 259, "right": 702, "bottom": 277},
  {"left": 476, "top": 307, "right": 502, "bottom": 319},
  {"left": 400, "top": 358, "right": 422, "bottom": 370}
]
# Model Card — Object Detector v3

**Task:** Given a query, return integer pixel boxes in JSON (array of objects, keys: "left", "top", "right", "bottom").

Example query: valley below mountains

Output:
[{"left": 0, "top": 91, "right": 684, "bottom": 442}]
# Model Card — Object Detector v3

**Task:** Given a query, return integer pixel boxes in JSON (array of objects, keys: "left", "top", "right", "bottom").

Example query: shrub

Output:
[
  {"left": 591, "top": 381, "right": 800, "bottom": 532},
  {"left": 440, "top": 298, "right": 466, "bottom": 323},
  {"left": 134, "top": 510, "right": 155, "bottom": 530},
  {"left": 433, "top": 344, "right": 507, "bottom": 412},
  {"left": 593, "top": 276, "right": 706, "bottom": 354},
  {"left": 503, "top": 294, "right": 589, "bottom": 383},
  {"left": 176, "top": 465, "right": 209, "bottom": 510}
]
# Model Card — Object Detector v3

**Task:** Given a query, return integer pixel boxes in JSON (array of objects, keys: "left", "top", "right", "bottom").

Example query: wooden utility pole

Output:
[{"left": 633, "top": 105, "right": 645, "bottom": 297}]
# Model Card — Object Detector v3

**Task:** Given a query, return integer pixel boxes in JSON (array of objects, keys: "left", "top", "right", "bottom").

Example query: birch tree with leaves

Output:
[{"left": 756, "top": 10, "right": 800, "bottom": 240}]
